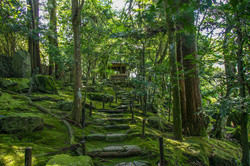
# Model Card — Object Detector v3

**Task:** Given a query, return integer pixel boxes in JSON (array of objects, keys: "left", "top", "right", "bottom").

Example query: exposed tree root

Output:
[{"left": 2, "top": 90, "right": 75, "bottom": 145}]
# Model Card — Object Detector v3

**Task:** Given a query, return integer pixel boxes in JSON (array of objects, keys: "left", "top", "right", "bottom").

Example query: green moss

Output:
[
  {"left": 46, "top": 154, "right": 93, "bottom": 166},
  {"left": 35, "top": 75, "right": 59, "bottom": 94},
  {"left": 0, "top": 143, "right": 37, "bottom": 166}
]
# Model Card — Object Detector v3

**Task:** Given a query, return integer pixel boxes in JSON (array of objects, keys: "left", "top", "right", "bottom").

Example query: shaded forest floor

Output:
[{"left": 0, "top": 81, "right": 243, "bottom": 166}]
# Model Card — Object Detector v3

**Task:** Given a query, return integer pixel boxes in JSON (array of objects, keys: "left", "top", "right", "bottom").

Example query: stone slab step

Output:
[
  {"left": 86, "top": 133, "right": 127, "bottom": 142},
  {"left": 116, "top": 105, "right": 128, "bottom": 110},
  {"left": 95, "top": 118, "right": 130, "bottom": 124},
  {"left": 107, "top": 114, "right": 124, "bottom": 117},
  {"left": 107, "top": 118, "right": 130, "bottom": 123},
  {"left": 104, "top": 124, "right": 130, "bottom": 130},
  {"left": 98, "top": 109, "right": 124, "bottom": 114},
  {"left": 88, "top": 145, "right": 143, "bottom": 158},
  {"left": 115, "top": 161, "right": 150, "bottom": 166}
]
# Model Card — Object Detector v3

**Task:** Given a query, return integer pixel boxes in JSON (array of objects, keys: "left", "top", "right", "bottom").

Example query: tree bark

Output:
[
  {"left": 236, "top": 27, "right": 249, "bottom": 166},
  {"left": 71, "top": 0, "right": 84, "bottom": 124},
  {"left": 27, "top": 0, "right": 41, "bottom": 74},
  {"left": 168, "top": 15, "right": 183, "bottom": 140},
  {"left": 212, "top": 26, "right": 233, "bottom": 139},
  {"left": 176, "top": 31, "right": 187, "bottom": 128},
  {"left": 180, "top": 2, "right": 207, "bottom": 136},
  {"left": 48, "top": 0, "right": 61, "bottom": 78}
]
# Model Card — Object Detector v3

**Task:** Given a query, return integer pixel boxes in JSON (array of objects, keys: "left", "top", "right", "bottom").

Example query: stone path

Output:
[{"left": 87, "top": 89, "right": 150, "bottom": 165}]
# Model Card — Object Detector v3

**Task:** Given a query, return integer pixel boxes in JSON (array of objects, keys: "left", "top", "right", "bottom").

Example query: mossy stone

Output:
[
  {"left": 0, "top": 78, "right": 21, "bottom": 93},
  {"left": 209, "top": 155, "right": 238, "bottom": 166},
  {"left": 46, "top": 154, "right": 93, "bottom": 166},
  {"left": 11, "top": 50, "right": 31, "bottom": 78},
  {"left": 34, "top": 75, "right": 59, "bottom": 94},
  {"left": 147, "top": 116, "right": 171, "bottom": 131},
  {"left": 106, "top": 133, "right": 126, "bottom": 142},
  {"left": 0, "top": 116, "right": 44, "bottom": 134},
  {"left": 57, "top": 101, "right": 73, "bottom": 112},
  {"left": 89, "top": 92, "right": 114, "bottom": 103}
]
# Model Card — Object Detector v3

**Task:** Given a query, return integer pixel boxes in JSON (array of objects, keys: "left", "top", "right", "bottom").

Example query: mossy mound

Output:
[
  {"left": 147, "top": 116, "right": 172, "bottom": 131},
  {"left": 89, "top": 92, "right": 114, "bottom": 103},
  {"left": 0, "top": 116, "right": 44, "bottom": 134},
  {"left": 46, "top": 154, "right": 93, "bottom": 166},
  {"left": 33, "top": 75, "right": 59, "bottom": 94},
  {"left": 0, "top": 78, "right": 22, "bottom": 93},
  {"left": 57, "top": 100, "right": 73, "bottom": 112},
  {"left": 0, "top": 143, "right": 31, "bottom": 166}
]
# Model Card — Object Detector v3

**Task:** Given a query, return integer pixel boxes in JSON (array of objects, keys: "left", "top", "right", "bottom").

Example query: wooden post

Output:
[
  {"left": 140, "top": 96, "right": 143, "bottom": 109},
  {"left": 159, "top": 137, "right": 164, "bottom": 166},
  {"left": 81, "top": 141, "right": 86, "bottom": 155},
  {"left": 141, "top": 119, "right": 146, "bottom": 138},
  {"left": 115, "top": 92, "right": 118, "bottom": 103},
  {"left": 82, "top": 106, "right": 85, "bottom": 128},
  {"left": 103, "top": 99, "right": 105, "bottom": 110},
  {"left": 130, "top": 101, "right": 135, "bottom": 123},
  {"left": 25, "top": 147, "right": 32, "bottom": 166},
  {"left": 89, "top": 102, "right": 92, "bottom": 116}
]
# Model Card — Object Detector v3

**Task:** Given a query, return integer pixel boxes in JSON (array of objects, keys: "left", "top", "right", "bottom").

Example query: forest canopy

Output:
[{"left": 0, "top": 0, "right": 249, "bottom": 165}]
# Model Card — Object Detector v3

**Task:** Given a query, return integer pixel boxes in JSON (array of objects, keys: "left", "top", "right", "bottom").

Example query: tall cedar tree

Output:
[
  {"left": 168, "top": 15, "right": 183, "bottom": 140},
  {"left": 48, "top": 0, "right": 60, "bottom": 78},
  {"left": 27, "top": 0, "right": 41, "bottom": 74},
  {"left": 180, "top": 0, "right": 207, "bottom": 136},
  {"left": 71, "top": 0, "right": 84, "bottom": 124}
]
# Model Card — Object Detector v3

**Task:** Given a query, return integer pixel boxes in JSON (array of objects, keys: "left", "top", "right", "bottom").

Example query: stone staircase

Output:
[{"left": 86, "top": 90, "right": 150, "bottom": 166}]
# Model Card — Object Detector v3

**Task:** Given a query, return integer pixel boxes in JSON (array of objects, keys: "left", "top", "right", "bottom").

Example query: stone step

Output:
[
  {"left": 94, "top": 118, "right": 130, "bottom": 124},
  {"left": 116, "top": 105, "right": 128, "bottom": 110},
  {"left": 86, "top": 133, "right": 127, "bottom": 142},
  {"left": 107, "top": 118, "right": 130, "bottom": 123},
  {"left": 121, "top": 102, "right": 130, "bottom": 105},
  {"left": 88, "top": 145, "right": 143, "bottom": 158},
  {"left": 115, "top": 161, "right": 150, "bottom": 166},
  {"left": 98, "top": 109, "right": 124, "bottom": 114},
  {"left": 107, "top": 114, "right": 124, "bottom": 117},
  {"left": 104, "top": 124, "right": 130, "bottom": 130}
]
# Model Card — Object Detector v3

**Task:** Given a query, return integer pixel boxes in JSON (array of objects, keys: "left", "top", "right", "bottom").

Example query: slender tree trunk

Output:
[
  {"left": 212, "top": 26, "right": 233, "bottom": 138},
  {"left": 168, "top": 15, "right": 182, "bottom": 140},
  {"left": 236, "top": 27, "right": 249, "bottom": 166},
  {"left": 177, "top": 31, "right": 186, "bottom": 128},
  {"left": 27, "top": 0, "right": 41, "bottom": 74},
  {"left": 71, "top": 0, "right": 84, "bottom": 124},
  {"left": 48, "top": 0, "right": 60, "bottom": 78}
]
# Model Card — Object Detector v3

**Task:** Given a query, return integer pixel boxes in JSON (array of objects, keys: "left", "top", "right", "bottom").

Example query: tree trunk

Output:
[
  {"left": 168, "top": 15, "right": 182, "bottom": 140},
  {"left": 212, "top": 26, "right": 233, "bottom": 139},
  {"left": 177, "top": 31, "right": 187, "bottom": 128},
  {"left": 27, "top": 0, "right": 41, "bottom": 74},
  {"left": 48, "top": 0, "right": 60, "bottom": 78},
  {"left": 180, "top": 2, "right": 207, "bottom": 136},
  {"left": 71, "top": 0, "right": 84, "bottom": 124},
  {"left": 28, "top": 0, "right": 41, "bottom": 74},
  {"left": 236, "top": 27, "right": 249, "bottom": 166}
]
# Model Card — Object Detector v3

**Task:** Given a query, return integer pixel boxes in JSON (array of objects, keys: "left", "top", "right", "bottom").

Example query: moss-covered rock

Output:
[
  {"left": 57, "top": 100, "right": 96, "bottom": 112},
  {"left": 46, "top": 154, "right": 93, "bottom": 166},
  {"left": 57, "top": 101, "right": 73, "bottom": 112},
  {"left": 0, "top": 116, "right": 44, "bottom": 134},
  {"left": 34, "top": 75, "right": 59, "bottom": 94},
  {"left": 209, "top": 155, "right": 238, "bottom": 166},
  {"left": 0, "top": 78, "right": 21, "bottom": 93},
  {"left": 0, "top": 78, "right": 31, "bottom": 93},
  {"left": 147, "top": 116, "right": 172, "bottom": 131},
  {"left": 147, "top": 103, "right": 157, "bottom": 113},
  {"left": 89, "top": 92, "right": 114, "bottom": 103},
  {"left": 11, "top": 50, "right": 31, "bottom": 78}
]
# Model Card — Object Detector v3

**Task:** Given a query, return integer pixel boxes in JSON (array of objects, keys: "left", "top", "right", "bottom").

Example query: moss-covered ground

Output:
[{"left": 0, "top": 83, "right": 243, "bottom": 166}]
